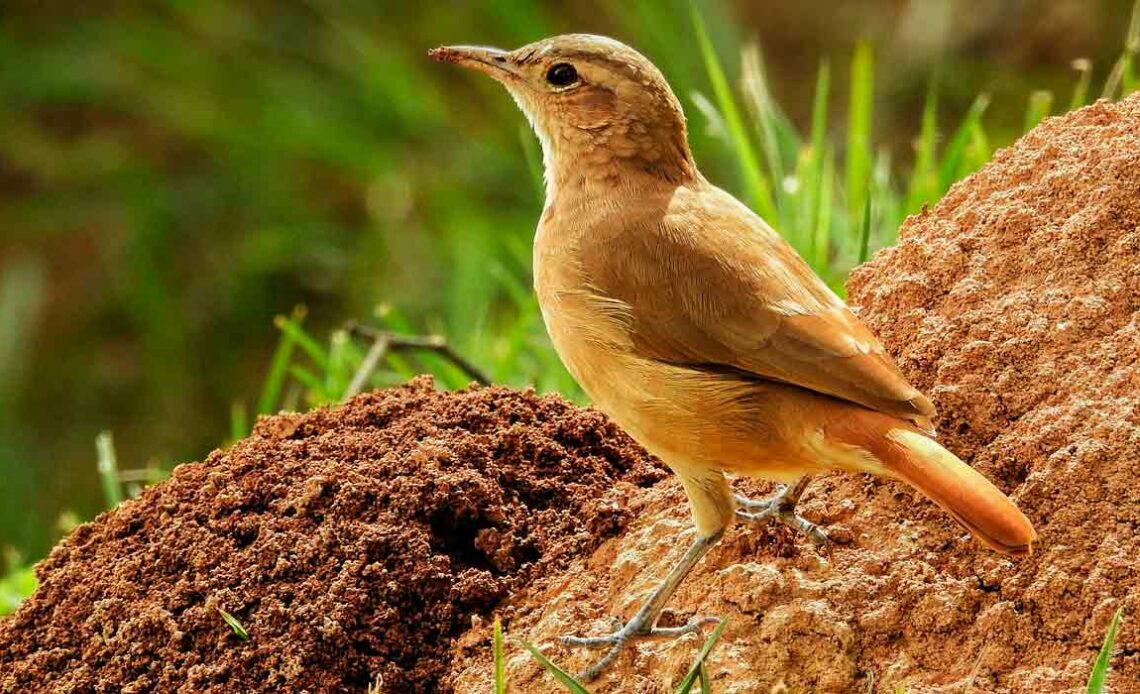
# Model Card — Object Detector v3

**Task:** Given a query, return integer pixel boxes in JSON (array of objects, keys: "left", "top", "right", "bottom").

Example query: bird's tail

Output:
[{"left": 831, "top": 413, "right": 1037, "bottom": 556}]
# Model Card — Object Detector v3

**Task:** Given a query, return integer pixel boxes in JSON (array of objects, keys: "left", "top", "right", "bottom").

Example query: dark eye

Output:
[{"left": 546, "top": 63, "right": 578, "bottom": 87}]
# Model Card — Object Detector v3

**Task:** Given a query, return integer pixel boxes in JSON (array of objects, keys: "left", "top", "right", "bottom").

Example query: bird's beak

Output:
[{"left": 428, "top": 45, "right": 518, "bottom": 82}]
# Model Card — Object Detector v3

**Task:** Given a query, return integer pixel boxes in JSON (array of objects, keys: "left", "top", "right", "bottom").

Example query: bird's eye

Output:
[{"left": 546, "top": 63, "right": 579, "bottom": 87}]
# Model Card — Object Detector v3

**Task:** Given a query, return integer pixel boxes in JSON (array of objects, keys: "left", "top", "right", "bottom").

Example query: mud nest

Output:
[{"left": 0, "top": 378, "right": 665, "bottom": 693}]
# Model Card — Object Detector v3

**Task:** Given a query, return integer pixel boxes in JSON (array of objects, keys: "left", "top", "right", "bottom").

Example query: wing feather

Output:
[{"left": 580, "top": 184, "right": 935, "bottom": 425}]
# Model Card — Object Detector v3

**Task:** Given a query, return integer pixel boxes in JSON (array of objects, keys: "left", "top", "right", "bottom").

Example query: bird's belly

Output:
[{"left": 542, "top": 305, "right": 813, "bottom": 482}]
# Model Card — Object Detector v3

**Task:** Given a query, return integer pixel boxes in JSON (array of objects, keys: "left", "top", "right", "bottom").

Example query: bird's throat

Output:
[{"left": 536, "top": 134, "right": 697, "bottom": 209}]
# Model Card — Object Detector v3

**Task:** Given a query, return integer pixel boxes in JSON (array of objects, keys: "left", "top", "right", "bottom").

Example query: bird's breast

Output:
[
  {"left": 531, "top": 232, "right": 824, "bottom": 481},
  {"left": 533, "top": 224, "right": 638, "bottom": 405}
]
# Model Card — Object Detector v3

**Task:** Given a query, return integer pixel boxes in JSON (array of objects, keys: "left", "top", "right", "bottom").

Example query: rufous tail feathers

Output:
[{"left": 832, "top": 413, "right": 1037, "bottom": 556}]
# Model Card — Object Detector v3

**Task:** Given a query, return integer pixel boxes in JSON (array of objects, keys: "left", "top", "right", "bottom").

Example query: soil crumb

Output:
[
  {"left": 448, "top": 95, "right": 1140, "bottom": 692},
  {"left": 0, "top": 378, "right": 665, "bottom": 693}
]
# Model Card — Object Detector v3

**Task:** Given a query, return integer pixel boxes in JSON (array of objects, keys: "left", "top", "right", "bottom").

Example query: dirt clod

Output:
[
  {"left": 0, "top": 378, "right": 665, "bottom": 693},
  {"left": 448, "top": 95, "right": 1140, "bottom": 692}
]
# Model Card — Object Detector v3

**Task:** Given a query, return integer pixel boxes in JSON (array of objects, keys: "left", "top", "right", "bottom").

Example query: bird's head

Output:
[{"left": 430, "top": 34, "right": 695, "bottom": 192}]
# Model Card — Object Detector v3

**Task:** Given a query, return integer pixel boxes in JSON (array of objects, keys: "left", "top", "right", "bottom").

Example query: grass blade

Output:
[
  {"left": 521, "top": 640, "right": 592, "bottom": 693},
  {"left": 938, "top": 93, "right": 991, "bottom": 191},
  {"left": 810, "top": 144, "right": 835, "bottom": 271},
  {"left": 674, "top": 617, "right": 729, "bottom": 694},
  {"left": 95, "top": 431, "right": 122, "bottom": 509},
  {"left": 691, "top": 6, "right": 776, "bottom": 220},
  {"left": 1125, "top": 0, "right": 1140, "bottom": 95},
  {"left": 216, "top": 607, "right": 251, "bottom": 642},
  {"left": 907, "top": 79, "right": 939, "bottom": 214},
  {"left": 1126, "top": 0, "right": 1140, "bottom": 95},
  {"left": 1069, "top": 58, "right": 1093, "bottom": 110},
  {"left": 1086, "top": 607, "right": 1125, "bottom": 693},
  {"left": 1129, "top": 0, "right": 1140, "bottom": 54},
  {"left": 1103, "top": 0, "right": 1139, "bottom": 98},
  {"left": 229, "top": 401, "right": 249, "bottom": 442},
  {"left": 1102, "top": 57, "right": 1127, "bottom": 99},
  {"left": 258, "top": 307, "right": 305, "bottom": 415},
  {"left": 493, "top": 618, "right": 506, "bottom": 694},
  {"left": 857, "top": 194, "right": 872, "bottom": 264},
  {"left": 277, "top": 313, "right": 331, "bottom": 373},
  {"left": 846, "top": 41, "right": 874, "bottom": 227},
  {"left": 289, "top": 364, "right": 329, "bottom": 404},
  {"left": 803, "top": 59, "right": 831, "bottom": 256},
  {"left": 1023, "top": 90, "right": 1053, "bottom": 131},
  {"left": 967, "top": 118, "right": 991, "bottom": 171},
  {"left": 325, "top": 329, "right": 351, "bottom": 399},
  {"left": 0, "top": 559, "right": 36, "bottom": 616},
  {"left": 810, "top": 60, "right": 831, "bottom": 158},
  {"left": 741, "top": 44, "right": 786, "bottom": 202},
  {"left": 698, "top": 661, "right": 713, "bottom": 693},
  {"left": 870, "top": 146, "right": 901, "bottom": 249}
]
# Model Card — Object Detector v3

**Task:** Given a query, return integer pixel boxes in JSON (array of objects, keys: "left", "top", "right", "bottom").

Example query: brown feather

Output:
[
  {"left": 827, "top": 410, "right": 1037, "bottom": 555},
  {"left": 575, "top": 182, "right": 936, "bottom": 426}
]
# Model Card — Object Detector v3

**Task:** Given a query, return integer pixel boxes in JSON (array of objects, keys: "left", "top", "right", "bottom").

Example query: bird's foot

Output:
[
  {"left": 560, "top": 613, "right": 719, "bottom": 681},
  {"left": 735, "top": 484, "right": 829, "bottom": 545}
]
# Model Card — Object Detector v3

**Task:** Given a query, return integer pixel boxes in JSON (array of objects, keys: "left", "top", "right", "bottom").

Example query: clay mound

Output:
[
  {"left": 0, "top": 378, "right": 665, "bottom": 693},
  {"left": 449, "top": 95, "right": 1140, "bottom": 693}
]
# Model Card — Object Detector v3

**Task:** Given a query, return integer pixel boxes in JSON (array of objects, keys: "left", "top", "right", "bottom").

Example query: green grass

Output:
[
  {"left": 673, "top": 618, "right": 729, "bottom": 694},
  {"left": 494, "top": 618, "right": 507, "bottom": 694},
  {"left": 686, "top": 4, "right": 1139, "bottom": 291},
  {"left": 0, "top": 551, "right": 35, "bottom": 617},
  {"left": 1086, "top": 607, "right": 1125, "bottom": 693},
  {"left": 689, "top": 20, "right": 994, "bottom": 290},
  {"left": 216, "top": 607, "right": 251, "bottom": 642},
  {"left": 521, "top": 639, "right": 592, "bottom": 693},
  {"left": 691, "top": 7, "right": 776, "bottom": 222},
  {"left": 95, "top": 431, "right": 123, "bottom": 509},
  {"left": 1103, "top": 0, "right": 1140, "bottom": 98}
]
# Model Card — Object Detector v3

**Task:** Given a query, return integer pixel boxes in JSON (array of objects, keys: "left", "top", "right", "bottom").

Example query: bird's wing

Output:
[{"left": 580, "top": 184, "right": 935, "bottom": 426}]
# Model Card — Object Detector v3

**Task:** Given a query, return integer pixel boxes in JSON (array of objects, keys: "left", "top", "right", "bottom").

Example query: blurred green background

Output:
[{"left": 0, "top": 0, "right": 1136, "bottom": 566}]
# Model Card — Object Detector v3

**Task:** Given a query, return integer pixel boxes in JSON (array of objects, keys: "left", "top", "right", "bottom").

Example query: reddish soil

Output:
[
  {"left": 0, "top": 378, "right": 665, "bottom": 693},
  {"left": 448, "top": 95, "right": 1140, "bottom": 692}
]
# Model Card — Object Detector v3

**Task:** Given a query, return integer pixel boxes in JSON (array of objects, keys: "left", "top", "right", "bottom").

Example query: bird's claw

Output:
[
  {"left": 559, "top": 616, "right": 718, "bottom": 680},
  {"left": 735, "top": 488, "right": 829, "bottom": 545},
  {"left": 735, "top": 487, "right": 787, "bottom": 511}
]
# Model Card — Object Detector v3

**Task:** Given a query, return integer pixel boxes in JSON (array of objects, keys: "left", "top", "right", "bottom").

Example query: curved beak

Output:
[{"left": 428, "top": 45, "right": 518, "bottom": 82}]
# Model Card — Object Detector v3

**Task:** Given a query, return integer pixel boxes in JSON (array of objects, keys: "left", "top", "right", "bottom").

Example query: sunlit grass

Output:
[
  {"left": 691, "top": 7, "right": 776, "bottom": 222},
  {"left": 216, "top": 607, "right": 251, "bottom": 642},
  {"left": 674, "top": 618, "right": 729, "bottom": 694},
  {"left": 95, "top": 431, "right": 123, "bottom": 509},
  {"left": 521, "top": 639, "right": 592, "bottom": 693},
  {"left": 1086, "top": 607, "right": 1125, "bottom": 694},
  {"left": 690, "top": 16, "right": 992, "bottom": 290},
  {"left": 0, "top": 551, "right": 35, "bottom": 617},
  {"left": 493, "top": 618, "right": 507, "bottom": 694},
  {"left": 686, "top": 3, "right": 1139, "bottom": 292}
]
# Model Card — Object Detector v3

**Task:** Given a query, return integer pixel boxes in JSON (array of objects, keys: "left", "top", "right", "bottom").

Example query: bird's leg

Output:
[
  {"left": 560, "top": 530, "right": 723, "bottom": 681},
  {"left": 735, "top": 477, "right": 828, "bottom": 545}
]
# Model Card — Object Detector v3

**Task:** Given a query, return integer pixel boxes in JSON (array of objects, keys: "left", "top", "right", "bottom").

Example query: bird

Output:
[{"left": 429, "top": 34, "right": 1036, "bottom": 681}]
